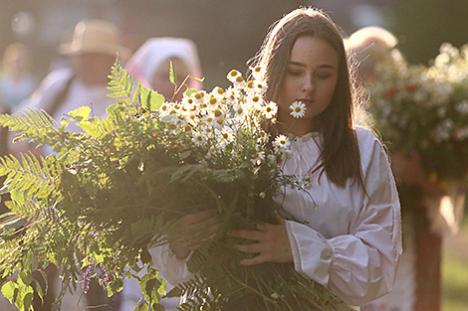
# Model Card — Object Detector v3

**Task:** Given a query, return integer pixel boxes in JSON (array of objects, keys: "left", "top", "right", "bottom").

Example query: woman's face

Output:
[
  {"left": 152, "top": 58, "right": 190, "bottom": 101},
  {"left": 277, "top": 35, "right": 338, "bottom": 126}
]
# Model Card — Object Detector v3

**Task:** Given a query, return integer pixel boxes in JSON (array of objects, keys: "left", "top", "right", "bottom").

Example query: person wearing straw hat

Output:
[{"left": 9, "top": 19, "right": 130, "bottom": 156}]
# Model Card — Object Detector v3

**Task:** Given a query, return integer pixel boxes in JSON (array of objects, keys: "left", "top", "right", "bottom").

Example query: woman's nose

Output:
[{"left": 302, "top": 75, "right": 315, "bottom": 94}]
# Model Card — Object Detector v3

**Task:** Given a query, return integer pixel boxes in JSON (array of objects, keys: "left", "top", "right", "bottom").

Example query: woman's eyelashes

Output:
[
  {"left": 315, "top": 71, "right": 333, "bottom": 79},
  {"left": 286, "top": 67, "right": 333, "bottom": 80},
  {"left": 286, "top": 68, "right": 302, "bottom": 77}
]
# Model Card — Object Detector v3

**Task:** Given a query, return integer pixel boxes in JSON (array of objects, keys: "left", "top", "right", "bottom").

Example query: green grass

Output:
[
  {"left": 443, "top": 214, "right": 468, "bottom": 311},
  {"left": 443, "top": 256, "right": 468, "bottom": 311}
]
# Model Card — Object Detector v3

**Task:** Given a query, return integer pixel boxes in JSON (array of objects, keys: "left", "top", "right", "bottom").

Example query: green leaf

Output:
[
  {"left": 184, "top": 88, "right": 198, "bottom": 97},
  {"left": 60, "top": 118, "right": 69, "bottom": 127},
  {"left": 169, "top": 61, "right": 176, "bottom": 85},
  {"left": 140, "top": 87, "right": 164, "bottom": 112},
  {"left": 77, "top": 119, "right": 106, "bottom": 138},
  {"left": 139, "top": 267, "right": 165, "bottom": 307},
  {"left": 1, "top": 280, "right": 17, "bottom": 303},
  {"left": 134, "top": 302, "right": 149, "bottom": 311},
  {"left": 67, "top": 106, "right": 91, "bottom": 121},
  {"left": 22, "top": 292, "right": 33, "bottom": 311},
  {"left": 15, "top": 276, "right": 34, "bottom": 311}
]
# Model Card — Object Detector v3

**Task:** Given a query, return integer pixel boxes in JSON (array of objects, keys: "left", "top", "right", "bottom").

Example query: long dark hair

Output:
[{"left": 251, "top": 8, "right": 365, "bottom": 188}]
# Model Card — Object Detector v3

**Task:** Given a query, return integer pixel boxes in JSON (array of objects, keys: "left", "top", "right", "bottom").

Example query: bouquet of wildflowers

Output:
[
  {"left": 368, "top": 43, "right": 468, "bottom": 181},
  {"left": 0, "top": 64, "right": 351, "bottom": 311}
]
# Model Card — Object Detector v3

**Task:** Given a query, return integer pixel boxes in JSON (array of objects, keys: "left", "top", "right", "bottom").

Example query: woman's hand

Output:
[
  {"left": 169, "top": 211, "right": 218, "bottom": 260},
  {"left": 230, "top": 218, "right": 293, "bottom": 266}
]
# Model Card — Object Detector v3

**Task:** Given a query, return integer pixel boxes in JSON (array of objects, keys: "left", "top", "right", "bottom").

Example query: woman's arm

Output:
[{"left": 286, "top": 133, "right": 401, "bottom": 305}]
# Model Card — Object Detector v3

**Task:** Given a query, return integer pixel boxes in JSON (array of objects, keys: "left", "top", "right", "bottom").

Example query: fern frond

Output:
[
  {"left": 0, "top": 153, "right": 62, "bottom": 200},
  {"left": 167, "top": 275, "right": 205, "bottom": 298},
  {"left": 0, "top": 109, "right": 60, "bottom": 144},
  {"left": 107, "top": 62, "right": 136, "bottom": 102}
]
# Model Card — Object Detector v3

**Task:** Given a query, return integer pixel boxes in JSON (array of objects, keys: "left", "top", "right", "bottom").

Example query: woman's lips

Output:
[{"left": 298, "top": 99, "right": 314, "bottom": 105}]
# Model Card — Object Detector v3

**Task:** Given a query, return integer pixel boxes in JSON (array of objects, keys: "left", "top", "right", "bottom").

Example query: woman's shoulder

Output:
[
  {"left": 354, "top": 126, "right": 388, "bottom": 167},
  {"left": 354, "top": 126, "right": 383, "bottom": 148}
]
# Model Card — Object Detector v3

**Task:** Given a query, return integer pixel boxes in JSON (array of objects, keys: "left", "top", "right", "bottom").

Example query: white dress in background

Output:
[
  {"left": 150, "top": 127, "right": 402, "bottom": 308},
  {"left": 10, "top": 67, "right": 114, "bottom": 155}
]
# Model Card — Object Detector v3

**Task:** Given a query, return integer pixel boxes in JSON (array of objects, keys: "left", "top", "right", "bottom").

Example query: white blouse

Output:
[{"left": 151, "top": 127, "right": 402, "bottom": 307}]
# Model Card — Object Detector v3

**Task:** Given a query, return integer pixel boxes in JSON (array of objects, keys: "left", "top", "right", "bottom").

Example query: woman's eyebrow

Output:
[{"left": 288, "top": 61, "right": 336, "bottom": 69}]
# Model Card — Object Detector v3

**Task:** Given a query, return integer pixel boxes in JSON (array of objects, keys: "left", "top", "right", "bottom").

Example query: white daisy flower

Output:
[
  {"left": 159, "top": 102, "right": 172, "bottom": 117},
  {"left": 248, "top": 93, "right": 264, "bottom": 111},
  {"left": 227, "top": 69, "right": 244, "bottom": 84},
  {"left": 211, "top": 86, "right": 226, "bottom": 100},
  {"left": 249, "top": 65, "right": 265, "bottom": 80},
  {"left": 251, "top": 151, "right": 266, "bottom": 166},
  {"left": 193, "top": 90, "right": 207, "bottom": 103},
  {"left": 191, "top": 131, "right": 206, "bottom": 146},
  {"left": 246, "top": 80, "right": 255, "bottom": 93},
  {"left": 182, "top": 96, "right": 196, "bottom": 107},
  {"left": 273, "top": 134, "right": 290, "bottom": 151},
  {"left": 233, "top": 103, "right": 245, "bottom": 117},
  {"left": 289, "top": 101, "right": 306, "bottom": 119},
  {"left": 263, "top": 101, "right": 278, "bottom": 119}
]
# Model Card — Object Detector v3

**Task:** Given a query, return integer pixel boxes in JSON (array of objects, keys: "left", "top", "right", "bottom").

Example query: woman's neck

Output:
[{"left": 277, "top": 110, "right": 317, "bottom": 137}]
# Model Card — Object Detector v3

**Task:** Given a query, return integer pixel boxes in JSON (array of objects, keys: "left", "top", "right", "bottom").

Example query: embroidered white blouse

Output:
[{"left": 150, "top": 127, "right": 402, "bottom": 307}]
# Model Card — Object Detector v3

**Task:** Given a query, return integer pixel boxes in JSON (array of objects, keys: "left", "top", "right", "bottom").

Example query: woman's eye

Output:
[
  {"left": 315, "top": 72, "right": 332, "bottom": 79},
  {"left": 286, "top": 69, "right": 302, "bottom": 76}
]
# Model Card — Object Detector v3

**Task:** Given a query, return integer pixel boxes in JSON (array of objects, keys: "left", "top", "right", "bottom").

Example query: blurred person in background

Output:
[
  {"left": 0, "top": 43, "right": 35, "bottom": 156},
  {"left": 126, "top": 37, "right": 203, "bottom": 102},
  {"left": 0, "top": 43, "right": 35, "bottom": 110},
  {"left": 345, "top": 26, "right": 405, "bottom": 86},
  {"left": 121, "top": 37, "right": 203, "bottom": 311},
  {"left": 9, "top": 19, "right": 129, "bottom": 156},
  {"left": 347, "top": 26, "right": 465, "bottom": 311},
  {"left": 6, "top": 19, "right": 130, "bottom": 311}
]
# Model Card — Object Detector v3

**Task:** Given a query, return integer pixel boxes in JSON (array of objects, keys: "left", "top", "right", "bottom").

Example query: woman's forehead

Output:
[{"left": 289, "top": 36, "right": 338, "bottom": 67}]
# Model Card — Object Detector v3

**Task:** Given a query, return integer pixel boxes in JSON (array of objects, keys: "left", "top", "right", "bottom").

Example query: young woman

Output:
[{"left": 154, "top": 8, "right": 402, "bottom": 308}]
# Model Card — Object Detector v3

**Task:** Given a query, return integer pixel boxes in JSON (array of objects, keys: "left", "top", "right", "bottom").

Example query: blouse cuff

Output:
[
  {"left": 285, "top": 220, "right": 333, "bottom": 286},
  {"left": 149, "top": 244, "right": 193, "bottom": 285}
]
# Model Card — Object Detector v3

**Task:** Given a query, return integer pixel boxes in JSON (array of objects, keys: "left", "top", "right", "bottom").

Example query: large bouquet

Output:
[
  {"left": 0, "top": 64, "right": 351, "bottom": 311},
  {"left": 368, "top": 43, "right": 468, "bottom": 182}
]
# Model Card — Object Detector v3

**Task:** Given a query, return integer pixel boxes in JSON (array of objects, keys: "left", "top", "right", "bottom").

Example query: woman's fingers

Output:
[
  {"left": 232, "top": 221, "right": 293, "bottom": 266},
  {"left": 239, "top": 254, "right": 267, "bottom": 266},
  {"left": 230, "top": 229, "right": 265, "bottom": 241},
  {"left": 235, "top": 243, "right": 264, "bottom": 254}
]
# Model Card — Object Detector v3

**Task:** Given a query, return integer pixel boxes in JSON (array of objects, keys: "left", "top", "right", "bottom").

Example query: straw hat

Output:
[{"left": 60, "top": 19, "right": 130, "bottom": 59}]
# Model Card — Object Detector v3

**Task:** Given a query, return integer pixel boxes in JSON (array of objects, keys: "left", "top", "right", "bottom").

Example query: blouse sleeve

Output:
[
  {"left": 285, "top": 132, "right": 402, "bottom": 306},
  {"left": 148, "top": 244, "right": 193, "bottom": 285}
]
